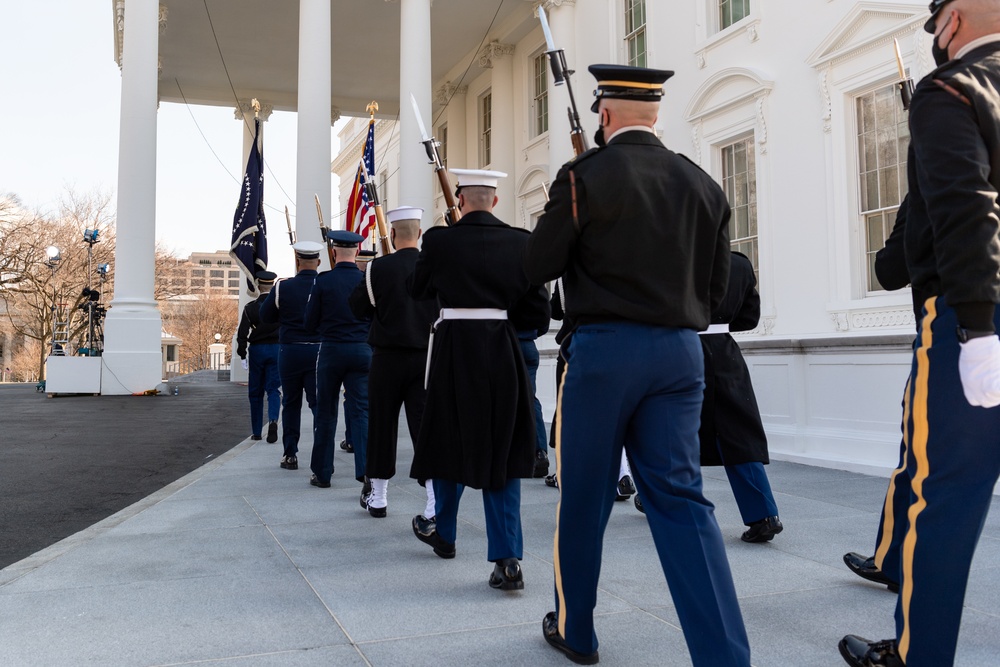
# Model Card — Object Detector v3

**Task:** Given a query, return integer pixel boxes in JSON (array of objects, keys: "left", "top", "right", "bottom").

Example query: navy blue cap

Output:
[
  {"left": 589, "top": 64, "right": 674, "bottom": 112},
  {"left": 255, "top": 270, "right": 277, "bottom": 283},
  {"left": 327, "top": 230, "right": 364, "bottom": 248},
  {"left": 925, "top": 0, "right": 957, "bottom": 33}
]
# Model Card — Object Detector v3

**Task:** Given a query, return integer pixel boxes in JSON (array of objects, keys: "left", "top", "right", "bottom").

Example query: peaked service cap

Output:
[{"left": 588, "top": 64, "right": 674, "bottom": 112}]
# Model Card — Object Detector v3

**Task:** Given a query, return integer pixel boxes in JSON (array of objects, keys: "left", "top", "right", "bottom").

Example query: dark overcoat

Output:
[
  {"left": 407, "top": 211, "right": 550, "bottom": 490},
  {"left": 699, "top": 252, "right": 769, "bottom": 466}
]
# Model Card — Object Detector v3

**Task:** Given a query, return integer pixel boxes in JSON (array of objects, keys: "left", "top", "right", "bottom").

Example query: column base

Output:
[{"left": 101, "top": 308, "right": 163, "bottom": 395}]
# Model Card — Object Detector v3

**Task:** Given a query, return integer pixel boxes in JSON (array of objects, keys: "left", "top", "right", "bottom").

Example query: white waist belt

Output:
[
  {"left": 426, "top": 308, "right": 509, "bottom": 389},
  {"left": 698, "top": 324, "right": 730, "bottom": 336}
]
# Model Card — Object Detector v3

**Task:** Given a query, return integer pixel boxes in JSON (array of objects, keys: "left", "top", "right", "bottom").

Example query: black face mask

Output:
[
  {"left": 932, "top": 16, "right": 959, "bottom": 67},
  {"left": 594, "top": 125, "right": 606, "bottom": 147}
]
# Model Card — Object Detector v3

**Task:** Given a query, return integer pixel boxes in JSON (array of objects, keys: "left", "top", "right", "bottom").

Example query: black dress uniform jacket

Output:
[
  {"left": 236, "top": 295, "right": 280, "bottom": 358},
  {"left": 348, "top": 248, "right": 437, "bottom": 350},
  {"left": 523, "top": 129, "right": 730, "bottom": 330},
  {"left": 259, "top": 270, "right": 321, "bottom": 343},
  {"left": 408, "top": 211, "right": 551, "bottom": 490},
  {"left": 905, "top": 42, "right": 1000, "bottom": 330},
  {"left": 699, "top": 252, "right": 768, "bottom": 467}
]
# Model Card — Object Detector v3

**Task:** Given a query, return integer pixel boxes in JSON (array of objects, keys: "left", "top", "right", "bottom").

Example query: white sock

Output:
[
  {"left": 369, "top": 478, "right": 388, "bottom": 508},
  {"left": 424, "top": 479, "right": 436, "bottom": 519},
  {"left": 619, "top": 450, "right": 631, "bottom": 481}
]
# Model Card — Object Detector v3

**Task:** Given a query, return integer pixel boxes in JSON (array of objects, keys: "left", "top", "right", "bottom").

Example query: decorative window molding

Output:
[{"left": 694, "top": 1, "right": 762, "bottom": 70}]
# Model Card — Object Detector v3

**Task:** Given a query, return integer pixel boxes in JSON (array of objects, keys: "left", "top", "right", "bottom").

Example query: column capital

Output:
[
  {"left": 435, "top": 81, "right": 468, "bottom": 107},
  {"left": 478, "top": 41, "right": 515, "bottom": 69},
  {"left": 331, "top": 106, "right": 342, "bottom": 124},
  {"left": 234, "top": 100, "right": 274, "bottom": 122},
  {"left": 533, "top": 0, "right": 576, "bottom": 10}
]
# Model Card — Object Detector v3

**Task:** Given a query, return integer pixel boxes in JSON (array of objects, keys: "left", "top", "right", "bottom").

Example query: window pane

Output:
[{"left": 722, "top": 135, "right": 759, "bottom": 277}]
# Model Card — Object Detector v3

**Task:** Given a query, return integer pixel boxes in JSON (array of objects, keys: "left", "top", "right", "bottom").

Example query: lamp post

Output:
[{"left": 44, "top": 246, "right": 62, "bottom": 355}]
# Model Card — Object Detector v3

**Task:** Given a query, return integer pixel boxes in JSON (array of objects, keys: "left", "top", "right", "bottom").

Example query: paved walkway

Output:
[{"left": 2, "top": 412, "right": 998, "bottom": 666}]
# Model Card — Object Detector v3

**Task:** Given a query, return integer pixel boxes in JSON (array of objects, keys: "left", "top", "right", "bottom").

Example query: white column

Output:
[
  {"left": 230, "top": 101, "right": 273, "bottom": 384},
  {"left": 296, "top": 0, "right": 332, "bottom": 269},
  {"left": 399, "top": 0, "right": 434, "bottom": 230},
  {"left": 482, "top": 41, "right": 516, "bottom": 223},
  {"left": 102, "top": 0, "right": 163, "bottom": 395},
  {"left": 547, "top": 0, "right": 579, "bottom": 181}
]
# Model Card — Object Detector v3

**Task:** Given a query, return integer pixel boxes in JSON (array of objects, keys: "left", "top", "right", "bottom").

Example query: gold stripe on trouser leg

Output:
[
  {"left": 875, "top": 376, "right": 912, "bottom": 570},
  {"left": 553, "top": 359, "right": 571, "bottom": 638},
  {"left": 899, "top": 297, "right": 937, "bottom": 662}
]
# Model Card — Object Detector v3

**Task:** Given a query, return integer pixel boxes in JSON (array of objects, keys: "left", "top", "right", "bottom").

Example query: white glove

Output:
[
  {"left": 241, "top": 358, "right": 249, "bottom": 371},
  {"left": 959, "top": 335, "right": 1000, "bottom": 408}
]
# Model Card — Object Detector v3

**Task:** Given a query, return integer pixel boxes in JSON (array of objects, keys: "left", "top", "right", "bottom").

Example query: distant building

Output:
[{"left": 162, "top": 251, "right": 243, "bottom": 298}]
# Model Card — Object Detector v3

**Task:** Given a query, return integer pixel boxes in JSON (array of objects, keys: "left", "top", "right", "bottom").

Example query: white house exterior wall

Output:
[{"left": 331, "top": 0, "right": 949, "bottom": 476}]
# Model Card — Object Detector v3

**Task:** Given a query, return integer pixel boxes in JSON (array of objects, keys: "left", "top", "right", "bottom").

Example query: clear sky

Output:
[{"left": 0, "top": 1, "right": 343, "bottom": 279}]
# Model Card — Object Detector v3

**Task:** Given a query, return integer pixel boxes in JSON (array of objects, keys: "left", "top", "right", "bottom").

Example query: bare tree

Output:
[{"left": 161, "top": 294, "right": 239, "bottom": 368}]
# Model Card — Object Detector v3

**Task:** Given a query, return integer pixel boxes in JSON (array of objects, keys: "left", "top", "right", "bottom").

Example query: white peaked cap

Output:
[
  {"left": 449, "top": 168, "right": 508, "bottom": 189},
  {"left": 292, "top": 241, "right": 325, "bottom": 259},
  {"left": 386, "top": 206, "right": 424, "bottom": 224}
]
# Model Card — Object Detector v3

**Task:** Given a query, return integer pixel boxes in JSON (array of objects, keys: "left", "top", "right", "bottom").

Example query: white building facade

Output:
[{"left": 333, "top": 0, "right": 935, "bottom": 474}]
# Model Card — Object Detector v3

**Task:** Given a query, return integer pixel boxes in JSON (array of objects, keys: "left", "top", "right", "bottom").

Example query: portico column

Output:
[
  {"left": 231, "top": 101, "right": 273, "bottom": 384},
  {"left": 296, "top": 0, "right": 332, "bottom": 269},
  {"left": 102, "top": 0, "right": 163, "bottom": 394},
  {"left": 545, "top": 0, "right": 578, "bottom": 180},
  {"left": 399, "top": 0, "right": 434, "bottom": 230},
  {"left": 481, "top": 41, "right": 516, "bottom": 223}
]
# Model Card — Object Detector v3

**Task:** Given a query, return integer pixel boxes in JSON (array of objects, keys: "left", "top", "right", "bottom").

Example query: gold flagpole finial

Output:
[
  {"left": 366, "top": 101, "right": 379, "bottom": 118},
  {"left": 251, "top": 97, "right": 261, "bottom": 119}
]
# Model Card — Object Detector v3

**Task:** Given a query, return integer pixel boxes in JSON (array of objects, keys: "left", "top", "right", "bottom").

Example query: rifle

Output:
[
  {"left": 893, "top": 39, "right": 915, "bottom": 110},
  {"left": 314, "top": 194, "right": 335, "bottom": 267},
  {"left": 284, "top": 206, "right": 296, "bottom": 244},
  {"left": 538, "top": 6, "right": 588, "bottom": 157},
  {"left": 410, "top": 93, "right": 462, "bottom": 225},
  {"left": 360, "top": 160, "right": 393, "bottom": 256}
]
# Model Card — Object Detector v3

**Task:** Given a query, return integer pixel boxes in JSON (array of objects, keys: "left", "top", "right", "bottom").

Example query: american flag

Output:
[
  {"left": 230, "top": 118, "right": 268, "bottom": 295},
  {"left": 346, "top": 118, "right": 376, "bottom": 240}
]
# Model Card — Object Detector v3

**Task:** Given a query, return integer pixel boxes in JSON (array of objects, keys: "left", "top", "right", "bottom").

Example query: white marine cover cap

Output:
[
  {"left": 449, "top": 168, "right": 508, "bottom": 189},
  {"left": 386, "top": 206, "right": 425, "bottom": 224},
  {"left": 292, "top": 240, "right": 324, "bottom": 259}
]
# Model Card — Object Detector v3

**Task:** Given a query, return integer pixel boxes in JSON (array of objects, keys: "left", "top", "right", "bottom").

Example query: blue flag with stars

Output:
[{"left": 230, "top": 118, "right": 268, "bottom": 295}]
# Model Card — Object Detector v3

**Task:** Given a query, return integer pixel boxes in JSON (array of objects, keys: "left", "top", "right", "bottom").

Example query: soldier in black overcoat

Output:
[
  {"left": 698, "top": 251, "right": 781, "bottom": 543},
  {"left": 236, "top": 270, "right": 281, "bottom": 443},
  {"left": 348, "top": 206, "right": 440, "bottom": 521},
  {"left": 407, "top": 169, "right": 550, "bottom": 592}
]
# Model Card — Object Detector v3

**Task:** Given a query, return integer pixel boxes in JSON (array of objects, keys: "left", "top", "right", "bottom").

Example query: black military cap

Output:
[
  {"left": 255, "top": 270, "right": 277, "bottom": 284},
  {"left": 327, "top": 229, "right": 364, "bottom": 248},
  {"left": 925, "top": 0, "right": 957, "bottom": 33},
  {"left": 588, "top": 64, "right": 675, "bottom": 112}
]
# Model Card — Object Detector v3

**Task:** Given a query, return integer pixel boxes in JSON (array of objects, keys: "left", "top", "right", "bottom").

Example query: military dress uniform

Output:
[
  {"left": 408, "top": 170, "right": 550, "bottom": 589},
  {"left": 348, "top": 206, "right": 440, "bottom": 518},
  {"left": 524, "top": 65, "right": 750, "bottom": 666},
  {"left": 303, "top": 231, "right": 372, "bottom": 489},
  {"left": 236, "top": 271, "right": 281, "bottom": 442},
  {"left": 840, "top": 16, "right": 1000, "bottom": 667},
  {"left": 260, "top": 243, "right": 322, "bottom": 470}
]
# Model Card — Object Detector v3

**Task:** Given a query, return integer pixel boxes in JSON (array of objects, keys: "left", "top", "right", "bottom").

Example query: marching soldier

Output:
[
  {"left": 524, "top": 65, "right": 750, "bottom": 665},
  {"left": 260, "top": 241, "right": 323, "bottom": 472},
  {"left": 303, "top": 230, "right": 371, "bottom": 495},
  {"left": 348, "top": 206, "right": 440, "bottom": 520},
  {"left": 236, "top": 270, "right": 281, "bottom": 443},
  {"left": 408, "top": 169, "right": 550, "bottom": 592},
  {"left": 840, "top": 1, "right": 1000, "bottom": 666}
]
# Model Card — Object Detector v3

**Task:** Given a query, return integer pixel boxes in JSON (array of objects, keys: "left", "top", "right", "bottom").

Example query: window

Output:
[
  {"left": 228, "top": 280, "right": 240, "bottom": 288},
  {"left": 532, "top": 52, "right": 549, "bottom": 137},
  {"left": 210, "top": 270, "right": 224, "bottom": 278},
  {"left": 191, "top": 269, "right": 205, "bottom": 277},
  {"left": 166, "top": 345, "right": 176, "bottom": 362},
  {"left": 191, "top": 279, "right": 204, "bottom": 287},
  {"left": 722, "top": 135, "right": 758, "bottom": 282},
  {"left": 720, "top": 0, "right": 751, "bottom": 30},
  {"left": 210, "top": 279, "right": 224, "bottom": 288},
  {"left": 625, "top": 0, "right": 647, "bottom": 68},
  {"left": 857, "top": 84, "right": 909, "bottom": 292},
  {"left": 228, "top": 271, "right": 240, "bottom": 279},
  {"left": 480, "top": 91, "right": 492, "bottom": 167}
]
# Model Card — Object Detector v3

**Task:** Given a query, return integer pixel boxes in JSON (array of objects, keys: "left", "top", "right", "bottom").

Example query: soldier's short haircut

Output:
[
  {"left": 460, "top": 185, "right": 495, "bottom": 209},
  {"left": 392, "top": 218, "right": 420, "bottom": 241}
]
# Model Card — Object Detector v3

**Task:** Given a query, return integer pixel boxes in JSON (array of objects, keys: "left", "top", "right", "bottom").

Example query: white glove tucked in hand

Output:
[
  {"left": 241, "top": 358, "right": 249, "bottom": 371},
  {"left": 959, "top": 334, "right": 1000, "bottom": 408}
]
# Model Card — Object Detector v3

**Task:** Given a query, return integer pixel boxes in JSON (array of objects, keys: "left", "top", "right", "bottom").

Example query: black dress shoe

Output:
[
  {"left": 542, "top": 611, "right": 599, "bottom": 665},
  {"left": 266, "top": 421, "right": 278, "bottom": 443},
  {"left": 741, "top": 515, "right": 783, "bottom": 543},
  {"left": 615, "top": 475, "right": 636, "bottom": 500},
  {"left": 843, "top": 552, "right": 900, "bottom": 593},
  {"left": 488, "top": 557, "right": 524, "bottom": 591},
  {"left": 412, "top": 516, "right": 455, "bottom": 559},
  {"left": 360, "top": 490, "right": 387, "bottom": 518},
  {"left": 634, "top": 494, "right": 645, "bottom": 514},
  {"left": 412, "top": 514, "right": 436, "bottom": 537},
  {"left": 838, "top": 635, "right": 903, "bottom": 666},
  {"left": 280, "top": 456, "right": 298, "bottom": 470},
  {"left": 533, "top": 451, "right": 550, "bottom": 478},
  {"left": 310, "top": 474, "right": 331, "bottom": 488},
  {"left": 250, "top": 434, "right": 262, "bottom": 441},
  {"left": 339, "top": 439, "right": 354, "bottom": 453},
  {"left": 544, "top": 474, "right": 559, "bottom": 488}
]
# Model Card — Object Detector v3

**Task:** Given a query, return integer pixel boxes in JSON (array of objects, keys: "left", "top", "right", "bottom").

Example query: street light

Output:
[
  {"left": 45, "top": 245, "right": 61, "bottom": 267},
  {"left": 44, "top": 246, "right": 63, "bottom": 355}
]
